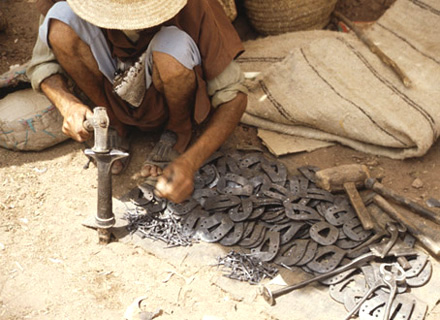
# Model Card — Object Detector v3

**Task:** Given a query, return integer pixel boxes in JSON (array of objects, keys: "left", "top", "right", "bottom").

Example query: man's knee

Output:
[
  {"left": 152, "top": 51, "right": 196, "bottom": 89},
  {"left": 47, "top": 19, "right": 79, "bottom": 53}
]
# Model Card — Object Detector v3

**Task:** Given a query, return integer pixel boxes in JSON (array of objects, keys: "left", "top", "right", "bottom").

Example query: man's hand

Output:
[
  {"left": 155, "top": 92, "right": 247, "bottom": 203},
  {"left": 154, "top": 156, "right": 196, "bottom": 203},
  {"left": 62, "top": 101, "right": 93, "bottom": 142}
]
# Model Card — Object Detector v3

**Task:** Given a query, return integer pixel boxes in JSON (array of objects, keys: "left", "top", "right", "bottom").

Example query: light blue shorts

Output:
[{"left": 39, "top": 2, "right": 202, "bottom": 88}]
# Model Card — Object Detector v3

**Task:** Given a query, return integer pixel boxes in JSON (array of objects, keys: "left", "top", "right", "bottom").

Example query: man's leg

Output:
[
  {"left": 152, "top": 51, "right": 196, "bottom": 153},
  {"left": 48, "top": 20, "right": 108, "bottom": 109},
  {"left": 141, "top": 52, "right": 196, "bottom": 177},
  {"left": 141, "top": 26, "right": 201, "bottom": 178}
]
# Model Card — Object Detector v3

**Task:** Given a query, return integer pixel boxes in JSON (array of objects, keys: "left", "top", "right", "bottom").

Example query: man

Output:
[{"left": 27, "top": 0, "right": 248, "bottom": 203}]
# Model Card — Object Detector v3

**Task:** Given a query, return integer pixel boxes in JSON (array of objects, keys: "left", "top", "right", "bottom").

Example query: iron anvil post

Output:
[{"left": 83, "top": 107, "right": 129, "bottom": 244}]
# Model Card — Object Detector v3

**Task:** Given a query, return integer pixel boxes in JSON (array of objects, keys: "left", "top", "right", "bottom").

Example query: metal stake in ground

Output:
[{"left": 83, "top": 107, "right": 129, "bottom": 244}]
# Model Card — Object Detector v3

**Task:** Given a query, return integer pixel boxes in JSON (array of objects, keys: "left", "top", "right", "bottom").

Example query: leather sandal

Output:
[{"left": 141, "top": 130, "right": 180, "bottom": 185}]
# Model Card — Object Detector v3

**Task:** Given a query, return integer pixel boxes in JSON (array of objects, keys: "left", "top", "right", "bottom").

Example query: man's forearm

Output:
[
  {"left": 182, "top": 92, "right": 247, "bottom": 170},
  {"left": 40, "top": 73, "right": 93, "bottom": 142},
  {"left": 40, "top": 73, "right": 86, "bottom": 117}
]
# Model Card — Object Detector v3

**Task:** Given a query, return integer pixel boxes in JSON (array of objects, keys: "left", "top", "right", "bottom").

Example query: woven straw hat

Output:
[{"left": 66, "top": 0, "right": 187, "bottom": 30}]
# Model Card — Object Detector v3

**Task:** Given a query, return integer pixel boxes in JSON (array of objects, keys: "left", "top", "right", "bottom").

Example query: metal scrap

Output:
[
  {"left": 216, "top": 251, "right": 278, "bottom": 285},
  {"left": 124, "top": 209, "right": 194, "bottom": 247}
]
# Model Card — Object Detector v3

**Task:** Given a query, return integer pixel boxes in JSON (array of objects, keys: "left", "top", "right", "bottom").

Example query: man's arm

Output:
[
  {"left": 155, "top": 92, "right": 247, "bottom": 203},
  {"left": 27, "top": 15, "right": 93, "bottom": 142},
  {"left": 41, "top": 74, "right": 93, "bottom": 142}
]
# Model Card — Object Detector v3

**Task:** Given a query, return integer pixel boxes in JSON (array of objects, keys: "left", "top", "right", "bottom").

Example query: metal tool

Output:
[
  {"left": 315, "top": 164, "right": 375, "bottom": 230},
  {"left": 343, "top": 263, "right": 406, "bottom": 320},
  {"left": 371, "top": 193, "right": 440, "bottom": 258},
  {"left": 259, "top": 239, "right": 416, "bottom": 306},
  {"left": 365, "top": 178, "right": 440, "bottom": 225},
  {"left": 83, "top": 107, "right": 129, "bottom": 244}
]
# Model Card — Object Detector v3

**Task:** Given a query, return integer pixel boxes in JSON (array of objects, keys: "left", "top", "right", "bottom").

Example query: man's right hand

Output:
[{"left": 62, "top": 101, "right": 93, "bottom": 142}]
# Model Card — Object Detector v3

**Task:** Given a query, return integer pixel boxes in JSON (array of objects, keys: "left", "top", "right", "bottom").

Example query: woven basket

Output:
[
  {"left": 244, "top": 0, "right": 338, "bottom": 35},
  {"left": 217, "top": 0, "right": 238, "bottom": 21}
]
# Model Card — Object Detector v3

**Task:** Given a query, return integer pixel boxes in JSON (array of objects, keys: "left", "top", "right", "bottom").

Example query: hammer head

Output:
[{"left": 315, "top": 164, "right": 370, "bottom": 192}]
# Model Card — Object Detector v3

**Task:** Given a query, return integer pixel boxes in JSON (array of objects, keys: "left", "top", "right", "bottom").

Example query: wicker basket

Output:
[
  {"left": 217, "top": 0, "right": 238, "bottom": 21},
  {"left": 244, "top": 0, "right": 338, "bottom": 35}
]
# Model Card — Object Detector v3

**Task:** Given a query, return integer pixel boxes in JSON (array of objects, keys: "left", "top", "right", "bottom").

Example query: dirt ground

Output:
[{"left": 1, "top": 1, "right": 440, "bottom": 319}]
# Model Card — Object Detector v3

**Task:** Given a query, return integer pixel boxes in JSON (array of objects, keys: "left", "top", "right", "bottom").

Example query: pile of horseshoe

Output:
[{"left": 124, "top": 151, "right": 433, "bottom": 320}]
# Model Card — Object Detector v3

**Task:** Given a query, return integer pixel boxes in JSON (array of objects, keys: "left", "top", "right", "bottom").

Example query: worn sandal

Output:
[{"left": 141, "top": 130, "right": 181, "bottom": 185}]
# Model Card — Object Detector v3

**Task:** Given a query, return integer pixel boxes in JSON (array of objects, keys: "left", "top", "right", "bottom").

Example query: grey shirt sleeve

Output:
[
  {"left": 26, "top": 15, "right": 64, "bottom": 91},
  {"left": 207, "top": 60, "right": 248, "bottom": 108}
]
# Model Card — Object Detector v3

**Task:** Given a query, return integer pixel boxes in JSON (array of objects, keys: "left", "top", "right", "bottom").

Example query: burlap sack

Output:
[
  {"left": 0, "top": 64, "right": 68, "bottom": 151},
  {"left": 239, "top": 0, "right": 440, "bottom": 159}
]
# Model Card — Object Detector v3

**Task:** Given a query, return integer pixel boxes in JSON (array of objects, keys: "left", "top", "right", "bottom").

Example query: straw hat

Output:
[{"left": 66, "top": 0, "right": 188, "bottom": 30}]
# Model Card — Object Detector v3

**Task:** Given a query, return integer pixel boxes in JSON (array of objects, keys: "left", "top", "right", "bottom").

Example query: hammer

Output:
[{"left": 315, "top": 164, "right": 375, "bottom": 230}]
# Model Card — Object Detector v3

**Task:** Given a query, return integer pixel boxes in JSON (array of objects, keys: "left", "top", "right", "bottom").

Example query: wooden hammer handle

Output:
[{"left": 344, "top": 182, "right": 375, "bottom": 230}]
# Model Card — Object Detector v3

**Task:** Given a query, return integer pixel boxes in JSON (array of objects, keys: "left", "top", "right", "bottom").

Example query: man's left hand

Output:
[{"left": 154, "top": 156, "right": 195, "bottom": 203}]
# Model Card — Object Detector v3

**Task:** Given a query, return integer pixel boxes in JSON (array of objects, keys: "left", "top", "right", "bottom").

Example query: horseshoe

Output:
[
  {"left": 250, "top": 231, "right": 281, "bottom": 262},
  {"left": 181, "top": 209, "right": 209, "bottom": 236},
  {"left": 239, "top": 153, "right": 264, "bottom": 170},
  {"left": 274, "top": 239, "right": 310, "bottom": 267},
  {"left": 406, "top": 260, "right": 432, "bottom": 287},
  {"left": 227, "top": 198, "right": 252, "bottom": 222},
  {"left": 220, "top": 222, "right": 245, "bottom": 246},
  {"left": 138, "top": 183, "right": 155, "bottom": 203},
  {"left": 192, "top": 188, "right": 219, "bottom": 202},
  {"left": 284, "top": 202, "right": 322, "bottom": 221},
  {"left": 307, "top": 245, "right": 346, "bottom": 273},
  {"left": 295, "top": 240, "right": 318, "bottom": 266},
  {"left": 289, "top": 175, "right": 309, "bottom": 197},
  {"left": 260, "top": 183, "right": 294, "bottom": 201},
  {"left": 305, "top": 188, "right": 335, "bottom": 203},
  {"left": 336, "top": 238, "right": 363, "bottom": 250},
  {"left": 193, "top": 171, "right": 206, "bottom": 189},
  {"left": 261, "top": 161, "right": 287, "bottom": 184},
  {"left": 217, "top": 173, "right": 253, "bottom": 196},
  {"left": 202, "top": 164, "right": 219, "bottom": 188},
  {"left": 217, "top": 155, "right": 240, "bottom": 176},
  {"left": 309, "top": 221, "right": 339, "bottom": 246},
  {"left": 167, "top": 198, "right": 199, "bottom": 216},
  {"left": 145, "top": 197, "right": 167, "bottom": 214},
  {"left": 329, "top": 274, "right": 367, "bottom": 304},
  {"left": 297, "top": 165, "right": 320, "bottom": 183},
  {"left": 343, "top": 217, "right": 372, "bottom": 242},
  {"left": 239, "top": 224, "right": 267, "bottom": 248},
  {"left": 202, "top": 195, "right": 241, "bottom": 211},
  {"left": 270, "top": 222, "right": 307, "bottom": 244},
  {"left": 359, "top": 292, "right": 427, "bottom": 320},
  {"left": 325, "top": 204, "right": 356, "bottom": 226},
  {"left": 248, "top": 206, "right": 266, "bottom": 220},
  {"left": 127, "top": 186, "right": 150, "bottom": 206},
  {"left": 404, "top": 253, "right": 429, "bottom": 279},
  {"left": 261, "top": 209, "right": 285, "bottom": 222},
  {"left": 196, "top": 212, "right": 235, "bottom": 243}
]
